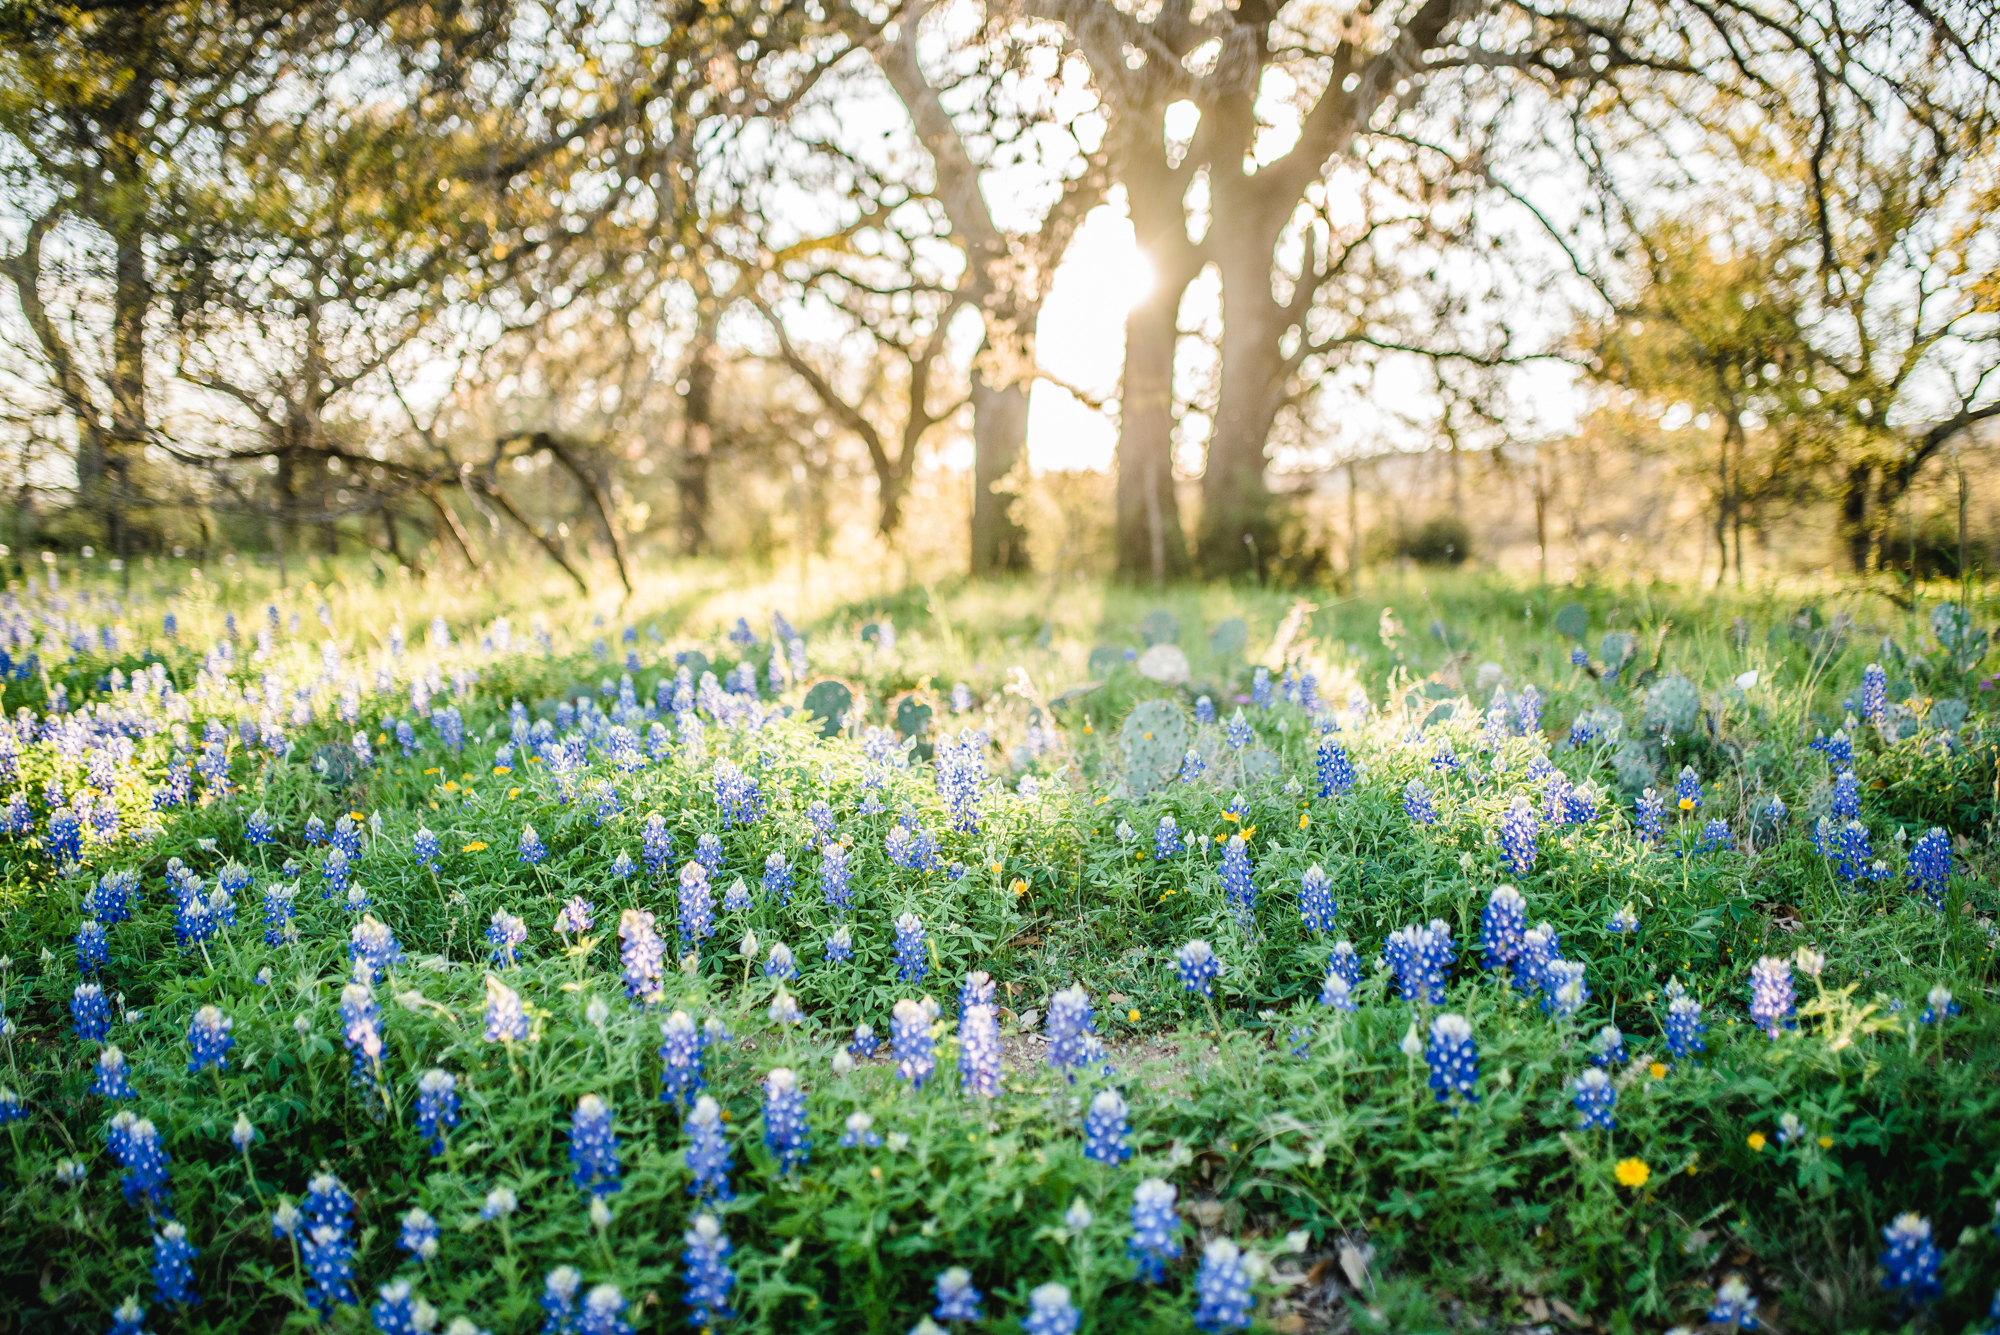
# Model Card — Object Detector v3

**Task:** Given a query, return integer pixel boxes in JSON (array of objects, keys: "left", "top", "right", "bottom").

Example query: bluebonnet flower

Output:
[
  {"left": 416, "top": 1069, "right": 458, "bottom": 1155},
  {"left": 1424, "top": 1013, "right": 1479, "bottom": 1107},
  {"left": 893, "top": 912, "right": 928, "bottom": 983},
  {"left": 892, "top": 998, "right": 938, "bottom": 1089},
  {"left": 1193, "top": 1238, "right": 1255, "bottom": 1332},
  {"left": 1176, "top": 940, "right": 1221, "bottom": 997},
  {"left": 1177, "top": 747, "right": 1207, "bottom": 784},
  {"left": 1909, "top": 827, "right": 1951, "bottom": 910},
  {"left": 556, "top": 897, "right": 594, "bottom": 936},
  {"left": 1046, "top": 985, "right": 1101, "bottom": 1080},
  {"left": 1542, "top": 959, "right": 1590, "bottom": 1018},
  {"left": 478, "top": 1187, "right": 516, "bottom": 1223},
  {"left": 304, "top": 815, "right": 329, "bottom": 847},
  {"left": 1498, "top": 796, "right": 1539, "bottom": 875},
  {"left": 567, "top": 1095, "right": 621, "bottom": 1196},
  {"left": 1383, "top": 920, "right": 1455, "bottom": 1004},
  {"left": 262, "top": 881, "right": 298, "bottom": 947},
  {"left": 1155, "top": 815, "right": 1183, "bottom": 858},
  {"left": 720, "top": 877, "right": 751, "bottom": 913},
  {"left": 1128, "top": 1178, "right": 1183, "bottom": 1283},
  {"left": 518, "top": 825, "right": 546, "bottom": 866},
  {"left": 839, "top": 1111, "right": 883, "bottom": 1148},
  {"left": 1403, "top": 779, "right": 1436, "bottom": 825},
  {"left": 1665, "top": 986, "right": 1706, "bottom": 1059},
  {"left": 72, "top": 982, "right": 110, "bottom": 1042},
  {"left": 767, "top": 985, "right": 803, "bottom": 1028},
  {"left": 0, "top": 1086, "right": 23, "bottom": 1123},
  {"left": 681, "top": 1213, "right": 737, "bottom": 1326},
  {"left": 640, "top": 815, "right": 673, "bottom": 877},
  {"left": 371, "top": 1279, "right": 433, "bottom": 1335},
  {"left": 1298, "top": 864, "right": 1336, "bottom": 933},
  {"left": 936, "top": 728, "right": 986, "bottom": 832},
  {"left": 610, "top": 909, "right": 662, "bottom": 1006},
  {"left": 483, "top": 976, "right": 528, "bottom": 1043},
  {"left": 1592, "top": 1024, "right": 1629, "bottom": 1067},
  {"left": 76, "top": 918, "right": 108, "bottom": 975},
  {"left": 806, "top": 799, "right": 836, "bottom": 840},
  {"left": 934, "top": 1267, "right": 983, "bottom": 1322},
  {"left": 44, "top": 807, "right": 82, "bottom": 865},
  {"left": 1431, "top": 740, "right": 1461, "bottom": 775},
  {"left": 761, "top": 851, "right": 794, "bottom": 905},
  {"left": 1318, "top": 960, "right": 1359, "bottom": 1011},
  {"left": 658, "top": 1010, "right": 705, "bottom": 1106},
  {"left": 1830, "top": 768, "right": 1861, "bottom": 822},
  {"left": 1695, "top": 818, "right": 1733, "bottom": 854},
  {"left": 303, "top": 1225, "right": 356, "bottom": 1314},
  {"left": 1314, "top": 736, "right": 1355, "bottom": 798},
  {"left": 959, "top": 1002, "right": 1003, "bottom": 1098},
  {"left": 1084, "top": 1089, "right": 1131, "bottom": 1163},
  {"left": 109, "top": 1298, "right": 148, "bottom": 1335},
  {"left": 1022, "top": 1283, "right": 1079, "bottom": 1335},
  {"left": 108, "top": 1112, "right": 169, "bottom": 1206},
  {"left": 86, "top": 870, "right": 139, "bottom": 925},
  {"left": 958, "top": 970, "right": 997, "bottom": 1019},
  {"left": 394, "top": 721, "right": 416, "bottom": 757},
  {"left": 332, "top": 816, "right": 363, "bottom": 860},
  {"left": 1251, "top": 666, "right": 1272, "bottom": 709},
  {"left": 591, "top": 782, "right": 622, "bottom": 826},
  {"left": 1749, "top": 956, "right": 1795, "bottom": 1037},
  {"left": 1512, "top": 922, "right": 1561, "bottom": 995},
  {"left": 413, "top": 827, "right": 440, "bottom": 873},
  {"left": 1573, "top": 1067, "right": 1616, "bottom": 1129},
  {"left": 761, "top": 1068, "right": 810, "bottom": 1174},
  {"left": 1481, "top": 885, "right": 1527, "bottom": 971},
  {"left": 1514, "top": 685, "right": 1542, "bottom": 736},
  {"left": 1860, "top": 662, "right": 1888, "bottom": 724},
  {"left": 0, "top": 791, "right": 30, "bottom": 833},
  {"left": 1811, "top": 728, "right": 1854, "bottom": 764},
  {"left": 151, "top": 1222, "right": 198, "bottom": 1306},
  {"left": 713, "top": 760, "right": 763, "bottom": 828},
  {"left": 94, "top": 1046, "right": 134, "bottom": 1099},
  {"left": 1607, "top": 904, "right": 1640, "bottom": 933},
  {"left": 1920, "top": 986, "right": 1959, "bottom": 1024},
  {"left": 1708, "top": 1274, "right": 1759, "bottom": 1330},
  {"left": 677, "top": 861, "right": 716, "bottom": 948},
  {"left": 693, "top": 833, "right": 723, "bottom": 876},
  {"left": 819, "top": 924, "right": 853, "bottom": 964},
  {"left": 348, "top": 914, "right": 403, "bottom": 981},
  {"left": 1879, "top": 1213, "right": 1941, "bottom": 1306},
  {"left": 314, "top": 847, "right": 353, "bottom": 909},
  {"left": 542, "top": 1266, "right": 583, "bottom": 1333},
  {"left": 1673, "top": 765, "right": 1703, "bottom": 814},
  {"left": 577, "top": 1284, "right": 631, "bottom": 1335},
  {"left": 850, "top": 1022, "right": 881, "bottom": 1059},
  {"left": 1219, "top": 835, "right": 1256, "bottom": 918},
  {"left": 1223, "top": 709, "right": 1252, "bottom": 750},
  {"left": 684, "top": 1095, "right": 734, "bottom": 1200},
  {"left": 187, "top": 1006, "right": 233, "bottom": 1073},
  {"left": 1635, "top": 788, "right": 1665, "bottom": 845}
]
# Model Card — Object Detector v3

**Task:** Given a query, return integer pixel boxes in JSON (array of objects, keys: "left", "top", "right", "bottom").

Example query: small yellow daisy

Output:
[
  {"left": 1747, "top": 1133, "right": 1767, "bottom": 1152},
  {"left": 462, "top": 841, "right": 487, "bottom": 852},
  {"left": 1127, "top": 1009, "right": 1140, "bottom": 1023},
  {"left": 1648, "top": 1062, "right": 1668, "bottom": 1079},
  {"left": 1817, "top": 1136, "right": 1834, "bottom": 1149},
  {"left": 1614, "top": 1158, "right": 1651, "bottom": 1188}
]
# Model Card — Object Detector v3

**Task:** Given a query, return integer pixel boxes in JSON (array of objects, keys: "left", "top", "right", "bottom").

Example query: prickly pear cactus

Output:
[
  {"left": 1087, "top": 645, "right": 1125, "bottom": 678},
  {"left": 677, "top": 650, "right": 710, "bottom": 681},
  {"left": 1237, "top": 747, "right": 1282, "bottom": 785},
  {"left": 312, "top": 743, "right": 359, "bottom": 791},
  {"left": 1643, "top": 674, "right": 1701, "bottom": 737},
  {"left": 1553, "top": 603, "right": 1589, "bottom": 642},
  {"left": 801, "top": 679, "right": 856, "bottom": 738},
  {"left": 1208, "top": 618, "right": 1248, "bottom": 657},
  {"left": 1599, "top": 632, "right": 1637, "bottom": 672},
  {"left": 1611, "top": 740, "right": 1656, "bottom": 794},
  {"left": 893, "top": 693, "right": 933, "bottom": 741},
  {"left": 1141, "top": 609, "right": 1181, "bottom": 646},
  {"left": 1929, "top": 697, "right": 1970, "bottom": 733},
  {"left": 1931, "top": 603, "right": 1989, "bottom": 673},
  {"left": 1119, "top": 699, "right": 1191, "bottom": 795}
]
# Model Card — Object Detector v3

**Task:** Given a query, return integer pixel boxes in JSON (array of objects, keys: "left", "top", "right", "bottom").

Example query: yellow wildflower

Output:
[
  {"left": 1648, "top": 1062, "right": 1667, "bottom": 1079},
  {"left": 1614, "top": 1158, "right": 1651, "bottom": 1188},
  {"left": 1747, "top": 1133, "right": 1766, "bottom": 1152}
]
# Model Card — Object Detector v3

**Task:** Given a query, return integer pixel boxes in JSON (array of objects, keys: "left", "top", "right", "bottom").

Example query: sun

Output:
[{"left": 1027, "top": 197, "right": 1156, "bottom": 472}]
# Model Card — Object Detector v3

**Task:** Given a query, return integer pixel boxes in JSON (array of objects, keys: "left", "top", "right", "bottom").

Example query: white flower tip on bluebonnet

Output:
[
  {"left": 482, "top": 1186, "right": 518, "bottom": 1219},
  {"left": 1115, "top": 820, "right": 1135, "bottom": 842},
  {"left": 272, "top": 1201, "right": 302, "bottom": 1235},
  {"left": 688, "top": 1212, "right": 724, "bottom": 1246},
  {"left": 1064, "top": 1199, "right": 1094, "bottom": 1233},
  {"left": 909, "top": 1318, "right": 948, "bottom": 1335},
  {"left": 1203, "top": 1236, "right": 1242, "bottom": 1268},
  {"left": 886, "top": 1131, "right": 911, "bottom": 1152},
  {"left": 231, "top": 1112, "right": 255, "bottom": 1150},
  {"left": 831, "top": 1051, "right": 855, "bottom": 1075},
  {"left": 690, "top": 1095, "right": 723, "bottom": 1126},
  {"left": 161, "top": 1221, "right": 188, "bottom": 1243},
  {"left": 55, "top": 1158, "right": 84, "bottom": 1185},
  {"left": 766, "top": 1067, "right": 798, "bottom": 1094},
  {"left": 1089, "top": 1088, "right": 1127, "bottom": 1119},
  {"left": 589, "top": 1196, "right": 613, "bottom": 1229},
  {"left": 845, "top": 1111, "right": 874, "bottom": 1135},
  {"left": 1927, "top": 985, "right": 1954, "bottom": 1010},
  {"left": 1284, "top": 1229, "right": 1311, "bottom": 1254},
  {"left": 1794, "top": 947, "right": 1826, "bottom": 978},
  {"left": 114, "top": 1299, "right": 143, "bottom": 1325},
  {"left": 1028, "top": 1283, "right": 1073, "bottom": 1311},
  {"left": 544, "top": 1265, "right": 582, "bottom": 1302},
  {"left": 1135, "top": 1177, "right": 1177, "bottom": 1208},
  {"left": 738, "top": 930, "right": 759, "bottom": 961},
  {"left": 1431, "top": 1013, "right": 1473, "bottom": 1045},
  {"left": 1400, "top": 1023, "right": 1425, "bottom": 1057},
  {"left": 585, "top": 996, "right": 610, "bottom": 1027}
]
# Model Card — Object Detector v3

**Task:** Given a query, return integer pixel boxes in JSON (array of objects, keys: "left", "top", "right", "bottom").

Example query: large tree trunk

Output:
[
  {"left": 1840, "top": 461, "right": 1873, "bottom": 573},
  {"left": 969, "top": 361, "right": 1031, "bottom": 576},
  {"left": 1114, "top": 280, "right": 1191, "bottom": 583},
  {"left": 1200, "top": 187, "right": 1289, "bottom": 579},
  {"left": 677, "top": 303, "right": 720, "bottom": 556}
]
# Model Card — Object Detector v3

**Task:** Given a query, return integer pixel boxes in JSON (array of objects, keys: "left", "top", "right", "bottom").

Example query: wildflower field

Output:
[{"left": 1, "top": 562, "right": 1996, "bottom": 1335}]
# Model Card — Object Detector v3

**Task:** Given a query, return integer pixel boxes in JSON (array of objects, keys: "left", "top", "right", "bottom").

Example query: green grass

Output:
[{"left": 0, "top": 563, "right": 1995, "bottom": 1335}]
